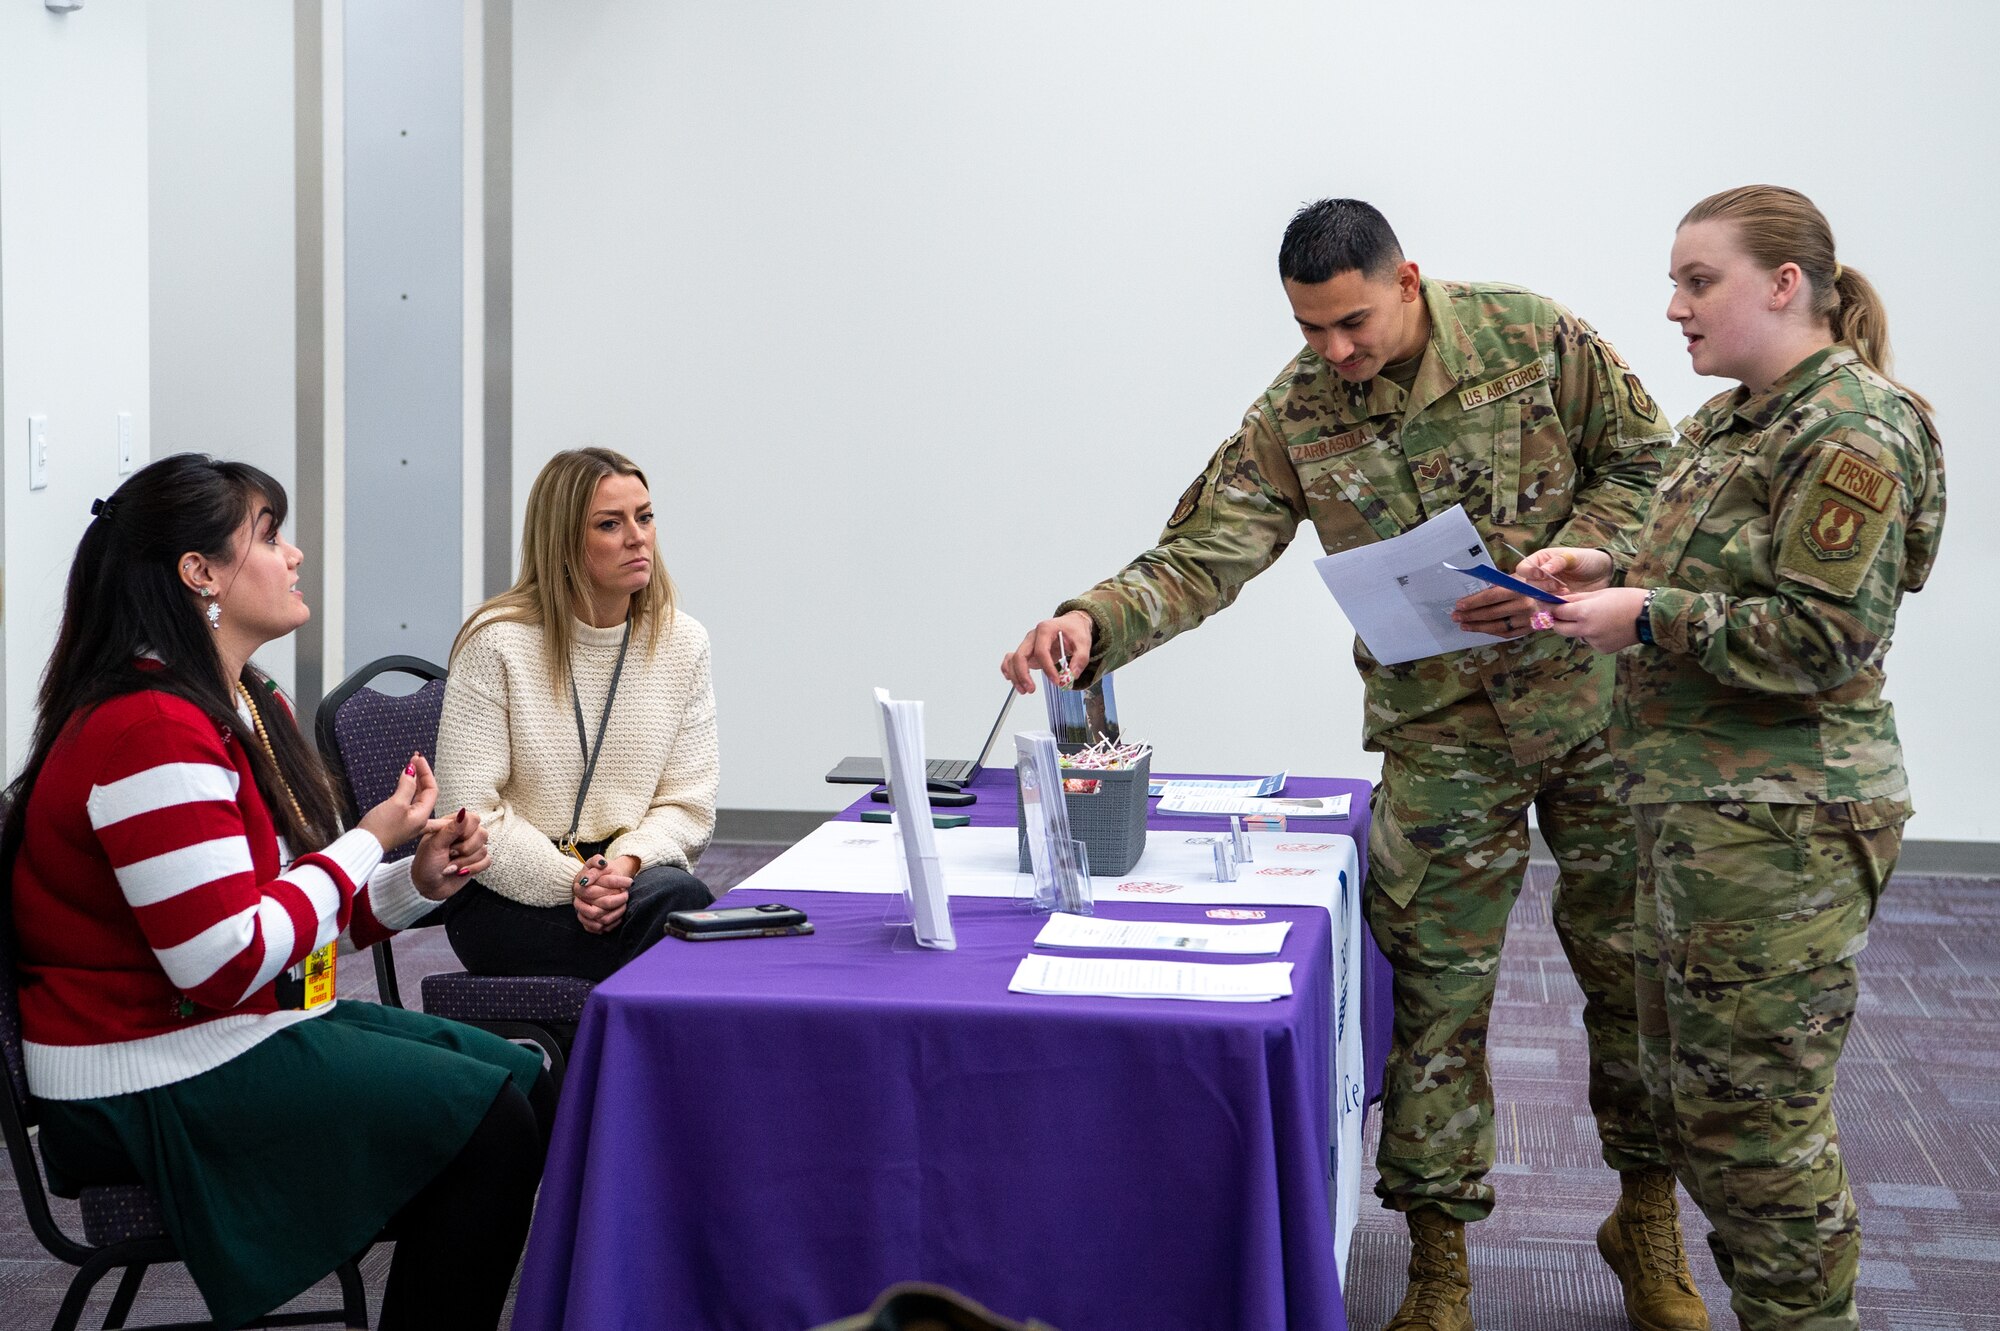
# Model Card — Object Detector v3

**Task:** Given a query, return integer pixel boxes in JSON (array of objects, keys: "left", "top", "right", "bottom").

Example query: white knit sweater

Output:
[{"left": 436, "top": 611, "right": 718, "bottom": 907}]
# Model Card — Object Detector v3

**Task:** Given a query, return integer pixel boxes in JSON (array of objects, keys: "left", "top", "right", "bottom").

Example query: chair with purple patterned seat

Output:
[
  {"left": 0, "top": 911, "right": 368, "bottom": 1330},
  {"left": 314, "top": 657, "right": 593, "bottom": 1086}
]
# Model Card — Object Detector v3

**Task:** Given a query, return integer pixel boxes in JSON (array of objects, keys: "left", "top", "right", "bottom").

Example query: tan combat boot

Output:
[
  {"left": 1595, "top": 1167, "right": 1710, "bottom": 1331},
  {"left": 1383, "top": 1207, "right": 1473, "bottom": 1331}
]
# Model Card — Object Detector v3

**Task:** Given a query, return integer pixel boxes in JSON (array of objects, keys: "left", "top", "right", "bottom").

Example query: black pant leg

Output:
[{"left": 376, "top": 1078, "right": 545, "bottom": 1331}]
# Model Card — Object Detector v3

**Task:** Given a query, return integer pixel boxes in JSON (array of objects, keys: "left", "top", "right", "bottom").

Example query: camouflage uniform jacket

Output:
[
  {"left": 1060, "top": 279, "right": 1670, "bottom": 766},
  {"left": 1617, "top": 344, "right": 1945, "bottom": 804}
]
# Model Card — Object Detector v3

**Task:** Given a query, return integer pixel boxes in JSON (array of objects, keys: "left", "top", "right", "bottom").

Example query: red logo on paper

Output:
[
  {"left": 1115, "top": 881, "right": 1182, "bottom": 894},
  {"left": 1206, "top": 909, "right": 1268, "bottom": 920},
  {"left": 1273, "top": 843, "right": 1335, "bottom": 853},
  {"left": 1257, "top": 867, "right": 1318, "bottom": 877}
]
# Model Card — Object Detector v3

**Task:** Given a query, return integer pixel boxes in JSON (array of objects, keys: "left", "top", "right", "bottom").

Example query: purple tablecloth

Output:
[
  {"left": 513, "top": 771, "right": 1388, "bottom": 1331},
  {"left": 831, "top": 767, "right": 1390, "bottom": 1108}
]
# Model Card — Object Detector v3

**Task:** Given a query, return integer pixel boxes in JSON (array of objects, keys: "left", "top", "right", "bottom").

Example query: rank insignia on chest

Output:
[
  {"left": 1804, "top": 498, "right": 1866, "bottom": 560},
  {"left": 1413, "top": 453, "right": 1449, "bottom": 483}
]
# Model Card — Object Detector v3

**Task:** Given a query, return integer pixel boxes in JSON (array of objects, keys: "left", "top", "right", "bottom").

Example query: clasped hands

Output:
[
  {"left": 355, "top": 753, "right": 492, "bottom": 901},
  {"left": 572, "top": 854, "right": 642, "bottom": 934}
]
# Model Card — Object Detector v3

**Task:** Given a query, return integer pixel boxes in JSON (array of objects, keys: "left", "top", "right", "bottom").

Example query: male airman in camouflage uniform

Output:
[
  {"left": 1550, "top": 341, "right": 1944, "bottom": 1330},
  {"left": 1002, "top": 200, "right": 1703, "bottom": 1331}
]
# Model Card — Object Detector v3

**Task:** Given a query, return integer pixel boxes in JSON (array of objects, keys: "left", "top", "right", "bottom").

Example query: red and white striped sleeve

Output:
[{"left": 86, "top": 715, "right": 385, "bottom": 1009}]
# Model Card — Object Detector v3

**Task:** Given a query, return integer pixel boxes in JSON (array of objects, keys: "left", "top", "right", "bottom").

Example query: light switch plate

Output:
[{"left": 28, "top": 415, "right": 49, "bottom": 491}]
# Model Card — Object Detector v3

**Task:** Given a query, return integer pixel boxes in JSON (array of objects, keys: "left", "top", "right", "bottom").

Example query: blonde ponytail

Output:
[{"left": 1682, "top": 185, "right": 1930, "bottom": 411}]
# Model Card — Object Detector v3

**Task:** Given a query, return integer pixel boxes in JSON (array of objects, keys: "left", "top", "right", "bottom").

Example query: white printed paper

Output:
[
  {"left": 1008, "top": 954, "right": 1294, "bottom": 1002},
  {"left": 1148, "top": 772, "right": 1288, "bottom": 798},
  {"left": 1313, "top": 504, "right": 1509, "bottom": 665},
  {"left": 1155, "top": 792, "right": 1351, "bottom": 819},
  {"left": 1033, "top": 911, "right": 1292, "bottom": 956}
]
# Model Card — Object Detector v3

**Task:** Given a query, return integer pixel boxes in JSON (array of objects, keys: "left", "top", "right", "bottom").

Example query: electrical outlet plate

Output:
[{"left": 28, "top": 415, "right": 49, "bottom": 490}]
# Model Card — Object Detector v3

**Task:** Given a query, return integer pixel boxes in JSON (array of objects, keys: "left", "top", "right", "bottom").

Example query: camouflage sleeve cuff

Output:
[
  {"left": 1646, "top": 586, "right": 1702, "bottom": 655},
  {"left": 1052, "top": 597, "right": 1123, "bottom": 689}
]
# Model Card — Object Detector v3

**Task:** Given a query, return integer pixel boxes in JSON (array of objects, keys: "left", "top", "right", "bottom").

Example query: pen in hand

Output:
[{"left": 1055, "top": 631, "right": 1072, "bottom": 687}]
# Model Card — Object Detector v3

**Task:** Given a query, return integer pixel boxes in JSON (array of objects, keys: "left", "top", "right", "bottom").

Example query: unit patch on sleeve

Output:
[
  {"left": 1166, "top": 475, "right": 1206, "bottom": 528},
  {"left": 1775, "top": 447, "right": 1901, "bottom": 600},
  {"left": 1456, "top": 360, "right": 1549, "bottom": 411},
  {"left": 1622, "top": 373, "right": 1657, "bottom": 420}
]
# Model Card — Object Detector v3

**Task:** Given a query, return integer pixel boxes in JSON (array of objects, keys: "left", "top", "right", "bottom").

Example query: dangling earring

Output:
[{"left": 199, "top": 588, "right": 220, "bottom": 630}]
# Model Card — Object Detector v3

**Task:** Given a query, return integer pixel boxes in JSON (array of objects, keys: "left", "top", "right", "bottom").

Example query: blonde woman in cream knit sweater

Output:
[{"left": 437, "top": 447, "right": 719, "bottom": 983}]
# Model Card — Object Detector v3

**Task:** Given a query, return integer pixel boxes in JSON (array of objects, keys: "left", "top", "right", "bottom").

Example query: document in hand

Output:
[
  {"left": 1313, "top": 504, "right": 1512, "bottom": 664},
  {"left": 1032, "top": 911, "right": 1292, "bottom": 955},
  {"left": 1009, "top": 954, "right": 1294, "bottom": 1002},
  {"left": 874, "top": 687, "right": 955, "bottom": 950}
]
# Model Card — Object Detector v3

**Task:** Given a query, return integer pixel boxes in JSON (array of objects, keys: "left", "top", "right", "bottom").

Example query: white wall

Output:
[
  {"left": 0, "top": 3, "right": 151, "bottom": 774},
  {"left": 149, "top": 0, "right": 297, "bottom": 694},
  {"left": 514, "top": 1, "right": 1998, "bottom": 839}
]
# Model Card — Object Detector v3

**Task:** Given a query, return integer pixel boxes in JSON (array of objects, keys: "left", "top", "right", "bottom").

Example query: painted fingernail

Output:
[
  {"left": 403, "top": 763, "right": 415, "bottom": 775},
  {"left": 456, "top": 807, "right": 466, "bottom": 823},
  {"left": 578, "top": 876, "right": 591, "bottom": 888}
]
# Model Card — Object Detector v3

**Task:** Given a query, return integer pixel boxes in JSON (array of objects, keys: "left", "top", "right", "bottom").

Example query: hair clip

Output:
[{"left": 90, "top": 497, "right": 119, "bottom": 519}]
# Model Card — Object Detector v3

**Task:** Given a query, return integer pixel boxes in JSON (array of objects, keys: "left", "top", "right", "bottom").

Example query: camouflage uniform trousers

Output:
[
  {"left": 1634, "top": 797, "right": 1906, "bottom": 1331},
  {"left": 1367, "top": 729, "right": 1664, "bottom": 1223}
]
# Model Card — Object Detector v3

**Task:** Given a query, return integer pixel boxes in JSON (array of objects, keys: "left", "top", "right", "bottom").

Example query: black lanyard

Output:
[{"left": 560, "top": 619, "right": 632, "bottom": 854}]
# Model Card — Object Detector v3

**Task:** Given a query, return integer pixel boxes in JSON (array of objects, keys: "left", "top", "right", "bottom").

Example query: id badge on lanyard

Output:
[{"left": 301, "top": 941, "right": 337, "bottom": 1008}]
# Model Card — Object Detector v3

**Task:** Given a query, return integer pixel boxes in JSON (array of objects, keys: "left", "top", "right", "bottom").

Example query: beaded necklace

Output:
[{"left": 235, "top": 680, "right": 336, "bottom": 1008}]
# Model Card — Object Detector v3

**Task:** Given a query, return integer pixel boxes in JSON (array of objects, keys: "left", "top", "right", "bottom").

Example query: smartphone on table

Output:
[{"left": 665, "top": 902, "right": 814, "bottom": 941}]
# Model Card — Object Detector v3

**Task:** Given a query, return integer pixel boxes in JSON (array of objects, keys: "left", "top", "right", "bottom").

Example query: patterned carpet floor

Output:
[{"left": 5, "top": 852, "right": 1996, "bottom": 1329}]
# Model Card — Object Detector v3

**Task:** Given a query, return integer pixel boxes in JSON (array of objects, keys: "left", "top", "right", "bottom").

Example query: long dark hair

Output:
[{"left": 0, "top": 454, "right": 343, "bottom": 892}]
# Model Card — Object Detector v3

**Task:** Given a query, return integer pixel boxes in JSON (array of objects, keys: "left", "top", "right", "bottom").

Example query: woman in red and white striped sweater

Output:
[{"left": 4, "top": 454, "right": 549, "bottom": 1331}]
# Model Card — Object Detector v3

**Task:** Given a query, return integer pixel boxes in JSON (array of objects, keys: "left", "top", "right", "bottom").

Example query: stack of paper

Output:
[
  {"left": 1156, "top": 791, "right": 1351, "bottom": 819},
  {"left": 1148, "top": 772, "right": 1288, "bottom": 798},
  {"left": 1032, "top": 911, "right": 1291, "bottom": 955},
  {"left": 1008, "top": 954, "right": 1294, "bottom": 1002}
]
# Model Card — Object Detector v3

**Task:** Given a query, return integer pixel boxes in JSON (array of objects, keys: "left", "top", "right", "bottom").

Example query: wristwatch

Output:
[{"left": 1634, "top": 590, "right": 1656, "bottom": 646}]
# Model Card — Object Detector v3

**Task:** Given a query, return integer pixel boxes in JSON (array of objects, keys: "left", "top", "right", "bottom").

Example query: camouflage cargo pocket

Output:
[
  {"left": 1718, "top": 1155, "right": 1847, "bottom": 1302},
  {"left": 1681, "top": 893, "right": 1871, "bottom": 1100},
  {"left": 1368, "top": 796, "right": 1433, "bottom": 912}
]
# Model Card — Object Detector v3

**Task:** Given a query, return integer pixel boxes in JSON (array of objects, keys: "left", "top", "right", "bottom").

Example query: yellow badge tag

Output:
[
  {"left": 302, "top": 942, "right": 337, "bottom": 1009},
  {"left": 1457, "top": 360, "right": 1548, "bottom": 411},
  {"left": 1287, "top": 427, "right": 1369, "bottom": 466},
  {"left": 1820, "top": 451, "right": 1897, "bottom": 512}
]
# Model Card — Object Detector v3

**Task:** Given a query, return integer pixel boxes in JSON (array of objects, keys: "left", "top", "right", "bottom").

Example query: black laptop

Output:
[{"left": 825, "top": 689, "right": 1018, "bottom": 790}]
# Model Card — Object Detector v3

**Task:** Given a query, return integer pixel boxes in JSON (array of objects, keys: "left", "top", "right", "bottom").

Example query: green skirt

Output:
[{"left": 35, "top": 1002, "right": 542, "bottom": 1330}]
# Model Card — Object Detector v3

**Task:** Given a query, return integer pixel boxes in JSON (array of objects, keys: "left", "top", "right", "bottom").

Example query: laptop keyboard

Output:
[{"left": 926, "top": 758, "right": 977, "bottom": 784}]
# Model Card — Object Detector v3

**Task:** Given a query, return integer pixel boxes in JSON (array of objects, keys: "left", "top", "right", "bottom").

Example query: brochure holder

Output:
[
  {"left": 874, "top": 688, "right": 955, "bottom": 949},
  {"left": 1015, "top": 730, "right": 1093, "bottom": 915}
]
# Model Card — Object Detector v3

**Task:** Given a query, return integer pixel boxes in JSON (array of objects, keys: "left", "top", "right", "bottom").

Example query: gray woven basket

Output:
[{"left": 1015, "top": 751, "right": 1150, "bottom": 877}]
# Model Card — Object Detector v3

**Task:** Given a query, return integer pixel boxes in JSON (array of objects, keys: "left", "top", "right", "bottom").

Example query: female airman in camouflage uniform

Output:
[{"left": 1538, "top": 186, "right": 1946, "bottom": 1331}]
